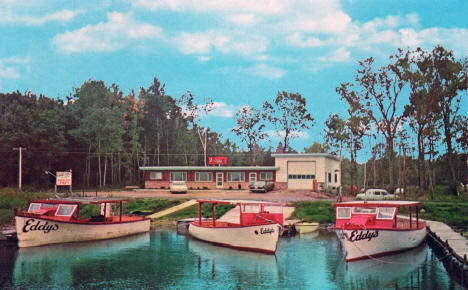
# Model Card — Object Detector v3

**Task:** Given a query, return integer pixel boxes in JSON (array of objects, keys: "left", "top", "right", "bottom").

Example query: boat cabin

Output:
[
  {"left": 193, "top": 200, "right": 284, "bottom": 228},
  {"left": 16, "top": 198, "right": 134, "bottom": 223},
  {"left": 334, "top": 201, "right": 426, "bottom": 230}
]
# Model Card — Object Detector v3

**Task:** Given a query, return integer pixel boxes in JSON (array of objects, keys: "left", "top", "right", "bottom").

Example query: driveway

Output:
[{"left": 88, "top": 188, "right": 349, "bottom": 203}]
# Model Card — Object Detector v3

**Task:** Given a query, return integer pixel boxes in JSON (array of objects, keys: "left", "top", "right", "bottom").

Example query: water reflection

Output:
[
  {"left": 0, "top": 229, "right": 462, "bottom": 289},
  {"left": 12, "top": 233, "right": 150, "bottom": 288},
  {"left": 188, "top": 237, "right": 279, "bottom": 288}
]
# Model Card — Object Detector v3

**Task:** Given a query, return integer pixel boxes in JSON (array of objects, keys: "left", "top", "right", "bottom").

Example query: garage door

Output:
[{"left": 287, "top": 161, "right": 316, "bottom": 189}]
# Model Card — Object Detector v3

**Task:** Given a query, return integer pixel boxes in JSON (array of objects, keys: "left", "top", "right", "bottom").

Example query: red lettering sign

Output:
[{"left": 208, "top": 156, "right": 227, "bottom": 165}]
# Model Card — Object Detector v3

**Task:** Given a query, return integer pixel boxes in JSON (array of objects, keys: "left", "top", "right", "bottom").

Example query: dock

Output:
[
  {"left": 426, "top": 220, "right": 468, "bottom": 286},
  {"left": 147, "top": 199, "right": 197, "bottom": 220}
]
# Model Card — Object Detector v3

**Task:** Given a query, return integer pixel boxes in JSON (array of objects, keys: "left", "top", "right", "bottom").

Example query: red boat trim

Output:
[
  {"left": 346, "top": 241, "right": 426, "bottom": 262},
  {"left": 190, "top": 221, "right": 279, "bottom": 229},
  {"left": 15, "top": 213, "right": 149, "bottom": 225},
  {"left": 334, "top": 225, "right": 426, "bottom": 231}
]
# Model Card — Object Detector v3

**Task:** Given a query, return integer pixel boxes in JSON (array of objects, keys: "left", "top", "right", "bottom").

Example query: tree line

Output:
[
  {"left": 0, "top": 45, "right": 466, "bottom": 193},
  {"left": 323, "top": 45, "right": 467, "bottom": 194}
]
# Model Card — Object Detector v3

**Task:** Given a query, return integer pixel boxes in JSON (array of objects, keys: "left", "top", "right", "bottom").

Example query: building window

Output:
[
  {"left": 195, "top": 172, "right": 212, "bottom": 182},
  {"left": 288, "top": 174, "right": 315, "bottom": 179},
  {"left": 335, "top": 173, "right": 338, "bottom": 183},
  {"left": 227, "top": 172, "right": 245, "bottom": 182},
  {"left": 150, "top": 172, "right": 163, "bottom": 180},
  {"left": 260, "top": 172, "right": 273, "bottom": 181},
  {"left": 170, "top": 172, "right": 187, "bottom": 181},
  {"left": 328, "top": 173, "right": 331, "bottom": 183}
]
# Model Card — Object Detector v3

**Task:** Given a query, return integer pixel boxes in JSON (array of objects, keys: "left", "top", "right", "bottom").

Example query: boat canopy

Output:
[
  {"left": 196, "top": 199, "right": 285, "bottom": 206},
  {"left": 334, "top": 200, "right": 421, "bottom": 208},
  {"left": 31, "top": 197, "right": 130, "bottom": 205}
]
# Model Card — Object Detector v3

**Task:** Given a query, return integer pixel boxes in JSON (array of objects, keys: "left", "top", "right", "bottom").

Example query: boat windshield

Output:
[
  {"left": 242, "top": 204, "right": 260, "bottom": 213},
  {"left": 376, "top": 207, "right": 396, "bottom": 219},
  {"left": 352, "top": 207, "right": 377, "bottom": 214},
  {"left": 28, "top": 203, "right": 42, "bottom": 213},
  {"left": 336, "top": 207, "right": 351, "bottom": 219},
  {"left": 55, "top": 204, "right": 77, "bottom": 217}
]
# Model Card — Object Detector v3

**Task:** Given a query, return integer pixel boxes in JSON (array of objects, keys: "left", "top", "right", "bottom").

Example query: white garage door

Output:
[{"left": 287, "top": 161, "right": 316, "bottom": 189}]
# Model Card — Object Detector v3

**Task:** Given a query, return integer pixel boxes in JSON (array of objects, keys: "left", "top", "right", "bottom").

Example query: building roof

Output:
[
  {"left": 139, "top": 166, "right": 280, "bottom": 171},
  {"left": 271, "top": 153, "right": 340, "bottom": 161}
]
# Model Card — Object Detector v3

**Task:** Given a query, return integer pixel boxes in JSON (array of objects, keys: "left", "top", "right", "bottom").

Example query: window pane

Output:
[
  {"left": 196, "top": 172, "right": 212, "bottom": 181},
  {"left": 337, "top": 207, "right": 351, "bottom": 219},
  {"left": 56, "top": 205, "right": 76, "bottom": 216},
  {"left": 28, "top": 203, "right": 42, "bottom": 213},
  {"left": 150, "top": 172, "right": 162, "bottom": 180},
  {"left": 170, "top": 172, "right": 186, "bottom": 181},
  {"left": 377, "top": 207, "right": 396, "bottom": 219},
  {"left": 352, "top": 207, "right": 376, "bottom": 214}
]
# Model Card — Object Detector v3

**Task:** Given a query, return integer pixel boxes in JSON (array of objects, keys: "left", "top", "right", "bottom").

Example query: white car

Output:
[
  {"left": 356, "top": 189, "right": 398, "bottom": 200},
  {"left": 170, "top": 181, "right": 188, "bottom": 194}
]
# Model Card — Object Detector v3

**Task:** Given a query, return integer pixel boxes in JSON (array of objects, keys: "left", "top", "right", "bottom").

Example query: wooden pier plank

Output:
[{"left": 147, "top": 199, "right": 197, "bottom": 219}]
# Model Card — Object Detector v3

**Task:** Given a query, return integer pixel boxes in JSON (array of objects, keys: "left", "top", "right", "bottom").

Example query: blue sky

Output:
[{"left": 1, "top": 0, "right": 467, "bottom": 160}]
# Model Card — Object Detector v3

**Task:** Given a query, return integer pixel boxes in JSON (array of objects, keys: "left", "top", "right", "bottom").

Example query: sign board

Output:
[
  {"left": 56, "top": 171, "right": 72, "bottom": 186},
  {"left": 208, "top": 156, "right": 228, "bottom": 165}
]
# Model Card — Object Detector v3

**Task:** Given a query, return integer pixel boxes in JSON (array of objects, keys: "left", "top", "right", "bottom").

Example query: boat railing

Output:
[{"left": 396, "top": 218, "right": 426, "bottom": 230}]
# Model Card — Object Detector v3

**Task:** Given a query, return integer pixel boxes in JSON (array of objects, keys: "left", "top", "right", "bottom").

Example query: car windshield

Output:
[
  {"left": 255, "top": 181, "right": 266, "bottom": 185},
  {"left": 173, "top": 181, "right": 185, "bottom": 185}
]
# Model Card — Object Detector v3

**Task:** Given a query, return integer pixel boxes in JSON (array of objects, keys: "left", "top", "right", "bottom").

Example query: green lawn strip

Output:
[
  {"left": 290, "top": 201, "right": 335, "bottom": 224},
  {"left": 0, "top": 188, "right": 51, "bottom": 226},
  {"left": 161, "top": 203, "right": 236, "bottom": 221}
]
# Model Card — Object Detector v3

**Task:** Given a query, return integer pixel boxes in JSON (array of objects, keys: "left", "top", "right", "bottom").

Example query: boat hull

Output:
[
  {"left": 188, "top": 223, "right": 281, "bottom": 254},
  {"left": 15, "top": 216, "right": 150, "bottom": 248},
  {"left": 336, "top": 227, "right": 426, "bottom": 261},
  {"left": 295, "top": 222, "right": 319, "bottom": 234}
]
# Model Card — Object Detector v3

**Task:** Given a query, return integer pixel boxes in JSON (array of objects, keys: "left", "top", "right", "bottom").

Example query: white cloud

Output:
[
  {"left": 0, "top": 8, "right": 82, "bottom": 25},
  {"left": 52, "top": 12, "right": 162, "bottom": 54},
  {"left": 226, "top": 14, "right": 258, "bottom": 26},
  {"left": 266, "top": 130, "right": 310, "bottom": 140},
  {"left": 132, "top": 0, "right": 287, "bottom": 15},
  {"left": 0, "top": 56, "right": 30, "bottom": 79},
  {"left": 222, "top": 63, "right": 286, "bottom": 79},
  {"left": 174, "top": 31, "right": 268, "bottom": 57},
  {"left": 286, "top": 33, "right": 323, "bottom": 48},
  {"left": 207, "top": 102, "right": 237, "bottom": 118},
  {"left": 244, "top": 63, "right": 286, "bottom": 79},
  {"left": 319, "top": 47, "right": 351, "bottom": 62}
]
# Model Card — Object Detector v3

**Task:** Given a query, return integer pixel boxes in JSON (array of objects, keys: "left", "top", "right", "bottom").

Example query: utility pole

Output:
[{"left": 13, "top": 147, "right": 26, "bottom": 190}]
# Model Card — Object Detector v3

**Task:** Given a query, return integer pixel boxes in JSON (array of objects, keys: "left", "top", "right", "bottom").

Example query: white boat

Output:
[
  {"left": 334, "top": 200, "right": 426, "bottom": 262},
  {"left": 295, "top": 222, "right": 319, "bottom": 234},
  {"left": 15, "top": 197, "right": 150, "bottom": 248},
  {"left": 188, "top": 200, "right": 284, "bottom": 254}
]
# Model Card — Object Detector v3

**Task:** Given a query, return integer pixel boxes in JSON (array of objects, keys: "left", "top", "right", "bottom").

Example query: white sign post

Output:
[{"left": 55, "top": 170, "right": 72, "bottom": 196}]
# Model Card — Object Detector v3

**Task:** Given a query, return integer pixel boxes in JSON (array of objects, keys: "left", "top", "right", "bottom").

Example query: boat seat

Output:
[{"left": 89, "top": 215, "right": 105, "bottom": 222}]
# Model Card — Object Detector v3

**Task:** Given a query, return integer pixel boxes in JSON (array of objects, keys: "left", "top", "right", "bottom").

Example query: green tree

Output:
[
  {"left": 263, "top": 91, "right": 314, "bottom": 150},
  {"left": 353, "top": 52, "right": 406, "bottom": 190},
  {"left": 232, "top": 106, "right": 267, "bottom": 165},
  {"left": 304, "top": 142, "right": 326, "bottom": 153}
]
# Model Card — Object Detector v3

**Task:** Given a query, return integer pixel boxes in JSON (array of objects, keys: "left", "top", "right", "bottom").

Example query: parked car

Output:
[
  {"left": 356, "top": 188, "right": 398, "bottom": 200},
  {"left": 249, "top": 181, "right": 274, "bottom": 193},
  {"left": 170, "top": 181, "right": 188, "bottom": 194}
]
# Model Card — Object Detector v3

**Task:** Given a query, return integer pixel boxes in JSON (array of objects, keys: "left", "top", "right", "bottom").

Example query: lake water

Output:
[{"left": 0, "top": 229, "right": 462, "bottom": 289}]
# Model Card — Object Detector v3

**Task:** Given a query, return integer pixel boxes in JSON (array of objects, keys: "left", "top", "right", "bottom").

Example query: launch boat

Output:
[
  {"left": 334, "top": 200, "right": 426, "bottom": 262},
  {"left": 15, "top": 197, "right": 150, "bottom": 247},
  {"left": 188, "top": 200, "right": 284, "bottom": 254}
]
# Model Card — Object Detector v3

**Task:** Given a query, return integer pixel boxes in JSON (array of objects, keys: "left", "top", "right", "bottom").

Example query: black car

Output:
[{"left": 249, "top": 181, "right": 274, "bottom": 193}]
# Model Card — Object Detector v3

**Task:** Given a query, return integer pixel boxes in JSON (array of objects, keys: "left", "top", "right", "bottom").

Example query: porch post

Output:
[
  {"left": 212, "top": 204, "right": 216, "bottom": 226},
  {"left": 416, "top": 205, "right": 419, "bottom": 228},
  {"left": 198, "top": 202, "right": 202, "bottom": 224},
  {"left": 409, "top": 207, "right": 412, "bottom": 229}
]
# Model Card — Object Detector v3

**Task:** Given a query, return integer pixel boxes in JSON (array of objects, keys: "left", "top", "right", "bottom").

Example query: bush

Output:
[{"left": 291, "top": 201, "right": 334, "bottom": 224}]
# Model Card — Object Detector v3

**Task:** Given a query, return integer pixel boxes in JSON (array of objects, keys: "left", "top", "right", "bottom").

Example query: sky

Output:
[{"left": 1, "top": 0, "right": 467, "bottom": 161}]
